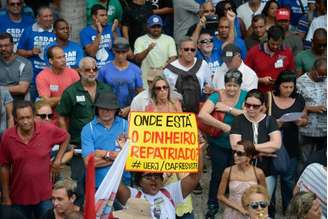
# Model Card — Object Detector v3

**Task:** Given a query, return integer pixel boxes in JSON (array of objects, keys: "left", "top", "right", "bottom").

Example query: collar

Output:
[
  {"left": 32, "top": 22, "right": 53, "bottom": 32},
  {"left": 76, "top": 80, "right": 104, "bottom": 92},
  {"left": 94, "top": 116, "right": 119, "bottom": 127}
]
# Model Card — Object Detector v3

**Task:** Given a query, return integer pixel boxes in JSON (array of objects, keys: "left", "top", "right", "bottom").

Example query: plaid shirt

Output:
[{"left": 297, "top": 73, "right": 327, "bottom": 137}]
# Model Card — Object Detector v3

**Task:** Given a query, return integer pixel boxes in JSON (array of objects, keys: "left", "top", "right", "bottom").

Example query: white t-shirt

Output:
[
  {"left": 212, "top": 61, "right": 258, "bottom": 91},
  {"left": 163, "top": 58, "right": 211, "bottom": 91},
  {"left": 134, "top": 34, "right": 177, "bottom": 87},
  {"left": 237, "top": 2, "right": 265, "bottom": 29},
  {"left": 306, "top": 15, "right": 327, "bottom": 42},
  {"left": 129, "top": 181, "right": 185, "bottom": 219}
]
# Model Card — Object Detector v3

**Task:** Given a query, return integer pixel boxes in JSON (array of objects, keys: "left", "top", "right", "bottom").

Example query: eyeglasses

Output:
[
  {"left": 84, "top": 67, "right": 98, "bottom": 73},
  {"left": 248, "top": 201, "right": 269, "bottom": 210},
  {"left": 9, "top": 2, "right": 22, "bottom": 6},
  {"left": 245, "top": 102, "right": 262, "bottom": 109},
  {"left": 36, "top": 113, "right": 54, "bottom": 120},
  {"left": 199, "top": 39, "right": 213, "bottom": 44},
  {"left": 203, "top": 9, "right": 215, "bottom": 13},
  {"left": 142, "top": 173, "right": 162, "bottom": 181},
  {"left": 183, "top": 48, "right": 196, "bottom": 52},
  {"left": 155, "top": 85, "right": 169, "bottom": 91},
  {"left": 232, "top": 150, "right": 247, "bottom": 156}
]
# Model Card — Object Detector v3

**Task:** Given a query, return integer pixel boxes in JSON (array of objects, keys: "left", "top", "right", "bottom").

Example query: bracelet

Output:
[
  {"left": 104, "top": 151, "right": 111, "bottom": 161},
  {"left": 228, "top": 106, "right": 233, "bottom": 113}
]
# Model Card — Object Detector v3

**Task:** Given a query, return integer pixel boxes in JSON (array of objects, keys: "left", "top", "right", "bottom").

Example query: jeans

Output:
[
  {"left": 12, "top": 199, "right": 52, "bottom": 219},
  {"left": 70, "top": 155, "right": 85, "bottom": 208},
  {"left": 266, "top": 175, "right": 277, "bottom": 199},
  {"left": 176, "top": 212, "right": 195, "bottom": 219},
  {"left": 280, "top": 157, "right": 298, "bottom": 211},
  {"left": 207, "top": 146, "right": 233, "bottom": 208}
]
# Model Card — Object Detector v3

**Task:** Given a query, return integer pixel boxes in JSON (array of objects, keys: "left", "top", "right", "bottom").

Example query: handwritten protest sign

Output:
[{"left": 126, "top": 112, "right": 199, "bottom": 173}]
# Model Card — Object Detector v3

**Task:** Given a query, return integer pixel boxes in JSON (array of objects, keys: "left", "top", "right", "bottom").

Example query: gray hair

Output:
[{"left": 79, "top": 56, "right": 97, "bottom": 69}]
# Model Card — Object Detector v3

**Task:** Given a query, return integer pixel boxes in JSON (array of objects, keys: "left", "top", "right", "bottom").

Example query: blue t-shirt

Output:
[
  {"left": 81, "top": 116, "right": 130, "bottom": 188},
  {"left": 0, "top": 12, "right": 34, "bottom": 50},
  {"left": 17, "top": 23, "right": 56, "bottom": 82},
  {"left": 98, "top": 62, "right": 143, "bottom": 108},
  {"left": 196, "top": 50, "right": 221, "bottom": 83},
  {"left": 80, "top": 24, "right": 120, "bottom": 68},
  {"left": 44, "top": 41, "right": 84, "bottom": 68},
  {"left": 279, "top": 0, "right": 308, "bottom": 26},
  {"left": 213, "top": 37, "right": 247, "bottom": 61},
  {"left": 207, "top": 90, "right": 247, "bottom": 149}
]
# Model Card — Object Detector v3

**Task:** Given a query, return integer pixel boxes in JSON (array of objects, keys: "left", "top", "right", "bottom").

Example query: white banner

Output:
[{"left": 95, "top": 141, "right": 129, "bottom": 219}]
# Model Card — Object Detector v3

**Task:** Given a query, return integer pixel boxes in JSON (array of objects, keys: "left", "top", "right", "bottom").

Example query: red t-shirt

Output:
[
  {"left": 245, "top": 43, "right": 295, "bottom": 92},
  {"left": 0, "top": 122, "right": 68, "bottom": 205},
  {"left": 36, "top": 67, "right": 80, "bottom": 98}
]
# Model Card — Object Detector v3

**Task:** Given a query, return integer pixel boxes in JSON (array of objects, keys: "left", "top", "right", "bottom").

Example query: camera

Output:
[
  {"left": 205, "top": 15, "right": 218, "bottom": 24},
  {"left": 205, "top": 15, "right": 218, "bottom": 33}
]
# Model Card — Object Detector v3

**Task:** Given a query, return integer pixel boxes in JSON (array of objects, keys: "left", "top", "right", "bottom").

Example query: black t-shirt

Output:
[
  {"left": 121, "top": 2, "right": 153, "bottom": 50},
  {"left": 271, "top": 93, "right": 305, "bottom": 158},
  {"left": 231, "top": 114, "right": 279, "bottom": 176}
]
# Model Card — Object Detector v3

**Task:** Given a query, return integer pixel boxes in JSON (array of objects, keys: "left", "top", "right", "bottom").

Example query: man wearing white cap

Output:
[{"left": 134, "top": 15, "right": 177, "bottom": 88}]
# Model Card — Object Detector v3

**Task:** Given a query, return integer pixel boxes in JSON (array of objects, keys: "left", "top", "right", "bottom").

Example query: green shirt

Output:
[
  {"left": 86, "top": 0, "right": 123, "bottom": 25},
  {"left": 207, "top": 90, "right": 247, "bottom": 149},
  {"left": 295, "top": 49, "right": 317, "bottom": 74},
  {"left": 56, "top": 80, "right": 112, "bottom": 146}
]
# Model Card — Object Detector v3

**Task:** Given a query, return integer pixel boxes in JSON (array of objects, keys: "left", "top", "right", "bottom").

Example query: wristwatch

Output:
[{"left": 103, "top": 151, "right": 112, "bottom": 161}]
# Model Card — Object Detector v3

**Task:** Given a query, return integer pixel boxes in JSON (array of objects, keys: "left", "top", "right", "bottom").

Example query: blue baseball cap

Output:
[{"left": 147, "top": 15, "right": 163, "bottom": 28}]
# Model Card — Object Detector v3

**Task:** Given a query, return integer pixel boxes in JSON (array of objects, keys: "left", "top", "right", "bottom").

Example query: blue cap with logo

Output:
[{"left": 147, "top": 15, "right": 163, "bottom": 28}]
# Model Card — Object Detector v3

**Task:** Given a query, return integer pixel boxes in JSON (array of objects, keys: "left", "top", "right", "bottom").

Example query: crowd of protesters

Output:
[{"left": 0, "top": 0, "right": 326, "bottom": 219}]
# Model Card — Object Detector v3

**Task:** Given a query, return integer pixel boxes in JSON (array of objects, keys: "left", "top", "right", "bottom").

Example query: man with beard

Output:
[
  {"left": 80, "top": 4, "right": 119, "bottom": 68},
  {"left": 245, "top": 25, "right": 295, "bottom": 92},
  {"left": 56, "top": 56, "right": 112, "bottom": 207},
  {"left": 134, "top": 15, "right": 177, "bottom": 88}
]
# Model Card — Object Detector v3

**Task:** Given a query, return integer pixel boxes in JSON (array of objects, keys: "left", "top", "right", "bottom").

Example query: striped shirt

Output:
[{"left": 297, "top": 163, "right": 327, "bottom": 218}]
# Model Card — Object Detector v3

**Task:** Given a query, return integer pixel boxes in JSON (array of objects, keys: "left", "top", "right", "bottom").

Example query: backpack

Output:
[{"left": 166, "top": 59, "right": 203, "bottom": 113}]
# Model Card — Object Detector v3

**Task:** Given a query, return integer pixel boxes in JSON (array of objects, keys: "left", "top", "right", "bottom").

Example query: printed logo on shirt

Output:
[
  {"left": 65, "top": 51, "right": 77, "bottom": 66},
  {"left": 6, "top": 28, "right": 24, "bottom": 43},
  {"left": 33, "top": 36, "right": 56, "bottom": 60},
  {"left": 91, "top": 33, "right": 112, "bottom": 49}
]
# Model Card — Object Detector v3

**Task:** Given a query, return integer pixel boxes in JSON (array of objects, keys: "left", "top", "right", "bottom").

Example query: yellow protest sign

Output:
[{"left": 126, "top": 112, "right": 199, "bottom": 173}]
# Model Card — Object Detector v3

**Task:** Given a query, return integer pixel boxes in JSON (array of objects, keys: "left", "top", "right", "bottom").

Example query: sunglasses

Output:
[
  {"left": 150, "top": 25, "right": 162, "bottom": 29},
  {"left": 84, "top": 67, "right": 98, "bottom": 73},
  {"left": 245, "top": 102, "right": 262, "bottom": 109},
  {"left": 248, "top": 201, "right": 269, "bottom": 210},
  {"left": 183, "top": 48, "right": 196, "bottom": 52},
  {"left": 199, "top": 39, "right": 213, "bottom": 44},
  {"left": 142, "top": 173, "right": 163, "bottom": 181},
  {"left": 9, "top": 2, "right": 22, "bottom": 6},
  {"left": 232, "top": 150, "right": 247, "bottom": 156},
  {"left": 37, "top": 113, "right": 54, "bottom": 120},
  {"left": 155, "top": 85, "right": 169, "bottom": 91},
  {"left": 115, "top": 50, "right": 129, "bottom": 54},
  {"left": 203, "top": 9, "right": 215, "bottom": 13}
]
